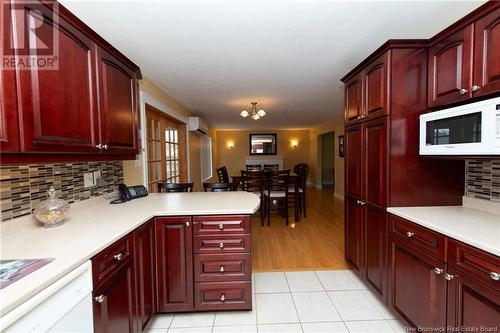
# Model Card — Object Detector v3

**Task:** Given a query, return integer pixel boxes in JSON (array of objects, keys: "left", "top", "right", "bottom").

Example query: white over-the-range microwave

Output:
[{"left": 420, "top": 97, "right": 500, "bottom": 156}]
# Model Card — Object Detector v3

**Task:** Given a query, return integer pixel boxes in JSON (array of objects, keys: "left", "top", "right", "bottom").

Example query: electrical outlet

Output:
[{"left": 83, "top": 172, "right": 95, "bottom": 188}]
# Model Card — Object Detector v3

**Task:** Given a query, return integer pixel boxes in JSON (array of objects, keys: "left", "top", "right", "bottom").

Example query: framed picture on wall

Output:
[{"left": 338, "top": 135, "right": 344, "bottom": 158}]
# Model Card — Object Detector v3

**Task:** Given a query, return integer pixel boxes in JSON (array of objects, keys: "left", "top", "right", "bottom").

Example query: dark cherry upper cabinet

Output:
[
  {"left": 473, "top": 6, "right": 500, "bottom": 97},
  {"left": 0, "top": 57, "right": 19, "bottom": 152},
  {"left": 428, "top": 24, "right": 474, "bottom": 108},
  {"left": 345, "top": 195, "right": 364, "bottom": 275},
  {"left": 344, "top": 74, "right": 363, "bottom": 126},
  {"left": 155, "top": 217, "right": 194, "bottom": 313},
  {"left": 388, "top": 236, "right": 447, "bottom": 329},
  {"left": 134, "top": 221, "right": 155, "bottom": 331},
  {"left": 93, "top": 257, "right": 136, "bottom": 333},
  {"left": 13, "top": 2, "right": 99, "bottom": 153},
  {"left": 345, "top": 125, "right": 363, "bottom": 198},
  {"left": 97, "top": 48, "right": 139, "bottom": 154},
  {"left": 446, "top": 266, "right": 500, "bottom": 332},
  {"left": 363, "top": 52, "right": 390, "bottom": 121}
]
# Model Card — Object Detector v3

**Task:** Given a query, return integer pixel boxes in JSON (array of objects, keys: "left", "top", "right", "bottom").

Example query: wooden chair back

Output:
[
  {"left": 216, "top": 166, "right": 229, "bottom": 183},
  {"left": 203, "top": 182, "right": 233, "bottom": 192},
  {"left": 240, "top": 170, "right": 264, "bottom": 193},
  {"left": 158, "top": 182, "right": 194, "bottom": 193},
  {"left": 246, "top": 164, "right": 262, "bottom": 171},
  {"left": 263, "top": 164, "right": 279, "bottom": 171},
  {"left": 266, "top": 170, "right": 290, "bottom": 193}
]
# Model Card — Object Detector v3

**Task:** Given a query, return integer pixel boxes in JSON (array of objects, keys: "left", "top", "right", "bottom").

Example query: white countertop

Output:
[
  {"left": 0, "top": 192, "right": 260, "bottom": 317},
  {"left": 387, "top": 205, "right": 500, "bottom": 257}
]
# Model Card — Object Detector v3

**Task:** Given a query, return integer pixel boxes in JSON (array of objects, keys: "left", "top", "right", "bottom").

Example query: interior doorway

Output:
[{"left": 319, "top": 131, "right": 335, "bottom": 190}]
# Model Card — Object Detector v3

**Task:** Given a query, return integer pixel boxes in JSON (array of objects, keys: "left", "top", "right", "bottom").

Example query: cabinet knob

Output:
[
  {"left": 490, "top": 272, "right": 499, "bottom": 281},
  {"left": 95, "top": 144, "right": 103, "bottom": 149},
  {"left": 459, "top": 88, "right": 469, "bottom": 95},
  {"left": 220, "top": 294, "right": 226, "bottom": 302},
  {"left": 445, "top": 273, "right": 454, "bottom": 281},
  {"left": 113, "top": 253, "right": 123, "bottom": 261},
  {"left": 357, "top": 115, "right": 362, "bottom": 120},
  {"left": 406, "top": 232, "right": 414, "bottom": 238},
  {"left": 471, "top": 85, "right": 480, "bottom": 92},
  {"left": 219, "top": 242, "right": 224, "bottom": 249},
  {"left": 434, "top": 267, "right": 443, "bottom": 275},
  {"left": 219, "top": 223, "right": 224, "bottom": 230},
  {"left": 103, "top": 144, "right": 109, "bottom": 150},
  {"left": 219, "top": 266, "right": 225, "bottom": 273},
  {"left": 356, "top": 200, "right": 366, "bottom": 206},
  {"left": 185, "top": 221, "right": 190, "bottom": 227},
  {"left": 94, "top": 295, "right": 105, "bottom": 303}
]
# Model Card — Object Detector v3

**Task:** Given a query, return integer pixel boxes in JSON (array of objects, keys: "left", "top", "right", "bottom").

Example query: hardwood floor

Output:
[{"left": 251, "top": 187, "right": 348, "bottom": 272}]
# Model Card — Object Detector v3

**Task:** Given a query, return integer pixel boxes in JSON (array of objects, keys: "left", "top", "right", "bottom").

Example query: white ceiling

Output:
[{"left": 61, "top": 0, "right": 485, "bottom": 130}]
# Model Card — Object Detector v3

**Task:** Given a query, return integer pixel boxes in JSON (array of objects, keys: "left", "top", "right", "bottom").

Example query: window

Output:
[
  {"left": 146, "top": 105, "right": 187, "bottom": 192},
  {"left": 200, "top": 134, "right": 213, "bottom": 181}
]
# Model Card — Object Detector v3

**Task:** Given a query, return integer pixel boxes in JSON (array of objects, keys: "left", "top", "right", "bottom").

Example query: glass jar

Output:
[{"left": 34, "top": 187, "right": 70, "bottom": 227}]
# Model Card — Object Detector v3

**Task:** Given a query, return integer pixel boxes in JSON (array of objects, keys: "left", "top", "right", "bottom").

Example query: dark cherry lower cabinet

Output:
[
  {"left": 345, "top": 195, "right": 364, "bottom": 275},
  {"left": 155, "top": 216, "right": 194, "bottom": 313}
]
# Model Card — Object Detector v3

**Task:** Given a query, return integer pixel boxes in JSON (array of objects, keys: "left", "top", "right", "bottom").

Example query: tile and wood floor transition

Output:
[{"left": 146, "top": 271, "right": 406, "bottom": 333}]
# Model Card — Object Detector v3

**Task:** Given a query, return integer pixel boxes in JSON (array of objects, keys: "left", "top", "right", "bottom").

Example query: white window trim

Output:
[
  {"left": 139, "top": 91, "right": 190, "bottom": 187},
  {"left": 200, "top": 134, "right": 213, "bottom": 182}
]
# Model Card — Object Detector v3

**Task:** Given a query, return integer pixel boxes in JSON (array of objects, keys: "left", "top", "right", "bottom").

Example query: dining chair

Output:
[
  {"left": 216, "top": 166, "right": 229, "bottom": 183},
  {"left": 264, "top": 170, "right": 290, "bottom": 226},
  {"left": 203, "top": 182, "right": 233, "bottom": 192},
  {"left": 246, "top": 164, "right": 262, "bottom": 171},
  {"left": 240, "top": 170, "right": 265, "bottom": 226},
  {"left": 158, "top": 182, "right": 194, "bottom": 193},
  {"left": 263, "top": 164, "right": 279, "bottom": 171},
  {"left": 288, "top": 163, "right": 309, "bottom": 220}
]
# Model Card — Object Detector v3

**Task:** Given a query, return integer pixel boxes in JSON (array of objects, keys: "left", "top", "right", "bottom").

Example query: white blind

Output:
[{"left": 200, "top": 134, "right": 213, "bottom": 181}]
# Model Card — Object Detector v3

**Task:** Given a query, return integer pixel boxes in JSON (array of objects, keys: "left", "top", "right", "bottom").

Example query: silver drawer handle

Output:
[
  {"left": 406, "top": 232, "right": 414, "bottom": 238},
  {"left": 95, "top": 144, "right": 102, "bottom": 149},
  {"left": 445, "top": 273, "right": 454, "bottom": 281},
  {"left": 95, "top": 295, "right": 105, "bottom": 303},
  {"left": 220, "top": 294, "right": 225, "bottom": 302},
  {"left": 219, "top": 242, "right": 224, "bottom": 249},
  {"left": 219, "top": 266, "right": 225, "bottom": 273},
  {"left": 113, "top": 253, "right": 123, "bottom": 261},
  {"left": 490, "top": 272, "right": 499, "bottom": 281},
  {"left": 185, "top": 221, "right": 190, "bottom": 227},
  {"left": 219, "top": 223, "right": 224, "bottom": 230},
  {"left": 103, "top": 144, "right": 109, "bottom": 150},
  {"left": 434, "top": 267, "right": 443, "bottom": 275},
  {"left": 471, "top": 85, "right": 480, "bottom": 92},
  {"left": 459, "top": 88, "right": 469, "bottom": 95}
]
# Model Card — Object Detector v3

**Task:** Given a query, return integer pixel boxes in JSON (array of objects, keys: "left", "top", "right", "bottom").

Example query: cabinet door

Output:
[
  {"left": 93, "top": 259, "right": 136, "bottom": 333},
  {"left": 0, "top": 10, "right": 19, "bottom": 153},
  {"left": 388, "top": 236, "right": 447, "bottom": 329},
  {"left": 446, "top": 266, "right": 500, "bottom": 332},
  {"left": 345, "top": 125, "right": 363, "bottom": 198},
  {"left": 345, "top": 195, "right": 364, "bottom": 275},
  {"left": 473, "top": 6, "right": 500, "bottom": 97},
  {"left": 134, "top": 221, "right": 155, "bottom": 331},
  {"left": 363, "top": 52, "right": 390, "bottom": 121},
  {"left": 364, "top": 118, "right": 388, "bottom": 207},
  {"left": 155, "top": 217, "right": 194, "bottom": 313},
  {"left": 365, "top": 204, "right": 387, "bottom": 299},
  {"left": 97, "top": 48, "right": 139, "bottom": 154},
  {"left": 13, "top": 2, "right": 99, "bottom": 153},
  {"left": 344, "top": 74, "right": 363, "bottom": 125},
  {"left": 428, "top": 25, "right": 474, "bottom": 108}
]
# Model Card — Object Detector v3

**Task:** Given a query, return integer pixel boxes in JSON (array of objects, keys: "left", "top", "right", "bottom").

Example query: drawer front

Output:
[
  {"left": 193, "top": 235, "right": 251, "bottom": 254},
  {"left": 194, "top": 281, "right": 252, "bottom": 311},
  {"left": 92, "top": 235, "right": 132, "bottom": 286},
  {"left": 193, "top": 215, "right": 250, "bottom": 235},
  {"left": 194, "top": 253, "right": 252, "bottom": 282},
  {"left": 389, "top": 215, "right": 446, "bottom": 260},
  {"left": 448, "top": 239, "right": 500, "bottom": 290}
]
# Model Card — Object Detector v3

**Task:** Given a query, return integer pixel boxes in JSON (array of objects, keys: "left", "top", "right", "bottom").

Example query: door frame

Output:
[{"left": 139, "top": 92, "right": 190, "bottom": 187}]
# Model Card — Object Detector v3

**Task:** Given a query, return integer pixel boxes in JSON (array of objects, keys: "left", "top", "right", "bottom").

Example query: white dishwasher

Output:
[{"left": 1, "top": 261, "right": 94, "bottom": 333}]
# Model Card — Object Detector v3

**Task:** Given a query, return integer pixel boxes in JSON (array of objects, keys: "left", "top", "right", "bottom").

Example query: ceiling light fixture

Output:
[{"left": 241, "top": 102, "right": 266, "bottom": 120}]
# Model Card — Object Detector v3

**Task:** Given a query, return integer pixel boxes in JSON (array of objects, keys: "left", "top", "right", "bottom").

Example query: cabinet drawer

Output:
[
  {"left": 389, "top": 215, "right": 446, "bottom": 260},
  {"left": 448, "top": 239, "right": 500, "bottom": 290},
  {"left": 194, "top": 254, "right": 252, "bottom": 282},
  {"left": 193, "top": 235, "right": 251, "bottom": 254},
  {"left": 193, "top": 215, "right": 250, "bottom": 235},
  {"left": 194, "top": 281, "right": 252, "bottom": 311},
  {"left": 92, "top": 235, "right": 132, "bottom": 286}
]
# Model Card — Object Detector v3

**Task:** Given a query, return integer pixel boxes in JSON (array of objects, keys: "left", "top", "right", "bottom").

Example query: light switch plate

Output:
[{"left": 83, "top": 172, "right": 95, "bottom": 188}]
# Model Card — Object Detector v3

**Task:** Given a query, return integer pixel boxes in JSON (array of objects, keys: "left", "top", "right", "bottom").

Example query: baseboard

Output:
[{"left": 334, "top": 192, "right": 345, "bottom": 201}]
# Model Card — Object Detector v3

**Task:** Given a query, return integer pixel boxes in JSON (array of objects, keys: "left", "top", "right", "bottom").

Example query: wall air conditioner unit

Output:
[{"left": 188, "top": 117, "right": 209, "bottom": 134}]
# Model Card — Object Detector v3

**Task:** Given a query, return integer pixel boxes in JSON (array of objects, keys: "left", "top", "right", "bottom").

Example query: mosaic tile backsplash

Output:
[
  {"left": 0, "top": 161, "right": 123, "bottom": 222},
  {"left": 465, "top": 160, "right": 500, "bottom": 203}
]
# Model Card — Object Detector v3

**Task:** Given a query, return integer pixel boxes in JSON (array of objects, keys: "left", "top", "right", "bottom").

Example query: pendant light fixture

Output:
[{"left": 240, "top": 102, "right": 266, "bottom": 120}]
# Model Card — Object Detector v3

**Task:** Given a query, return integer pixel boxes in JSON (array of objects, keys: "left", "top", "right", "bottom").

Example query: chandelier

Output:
[{"left": 240, "top": 102, "right": 266, "bottom": 120}]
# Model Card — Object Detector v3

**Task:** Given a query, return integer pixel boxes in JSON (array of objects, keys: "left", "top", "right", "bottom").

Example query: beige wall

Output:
[
  {"left": 215, "top": 129, "right": 311, "bottom": 177},
  {"left": 310, "top": 116, "right": 345, "bottom": 198},
  {"left": 123, "top": 78, "right": 211, "bottom": 191}
]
